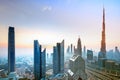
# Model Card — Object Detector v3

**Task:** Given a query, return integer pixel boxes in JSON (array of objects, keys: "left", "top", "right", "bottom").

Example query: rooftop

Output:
[
  {"left": 68, "top": 69, "right": 74, "bottom": 76},
  {"left": 70, "top": 55, "right": 79, "bottom": 62}
]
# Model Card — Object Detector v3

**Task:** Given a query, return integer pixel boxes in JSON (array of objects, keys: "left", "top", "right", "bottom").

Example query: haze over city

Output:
[
  {"left": 0, "top": 0, "right": 120, "bottom": 80},
  {"left": 0, "top": 0, "right": 120, "bottom": 57}
]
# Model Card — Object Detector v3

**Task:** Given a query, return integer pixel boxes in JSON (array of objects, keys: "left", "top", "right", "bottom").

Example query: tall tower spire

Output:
[
  {"left": 77, "top": 37, "right": 82, "bottom": 56},
  {"left": 100, "top": 7, "right": 106, "bottom": 58}
]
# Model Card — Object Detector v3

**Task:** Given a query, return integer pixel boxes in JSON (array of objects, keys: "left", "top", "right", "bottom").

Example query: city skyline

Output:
[{"left": 0, "top": 0, "right": 120, "bottom": 57}]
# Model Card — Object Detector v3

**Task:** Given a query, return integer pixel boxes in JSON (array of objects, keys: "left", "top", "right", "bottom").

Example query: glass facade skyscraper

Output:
[
  {"left": 41, "top": 49, "right": 46, "bottom": 78},
  {"left": 8, "top": 26, "right": 15, "bottom": 73},
  {"left": 53, "top": 40, "right": 64, "bottom": 75},
  {"left": 34, "top": 40, "right": 41, "bottom": 80},
  {"left": 34, "top": 40, "right": 46, "bottom": 80}
]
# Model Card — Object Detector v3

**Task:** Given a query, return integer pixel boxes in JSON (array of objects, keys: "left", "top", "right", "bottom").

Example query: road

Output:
[{"left": 86, "top": 66, "right": 120, "bottom": 80}]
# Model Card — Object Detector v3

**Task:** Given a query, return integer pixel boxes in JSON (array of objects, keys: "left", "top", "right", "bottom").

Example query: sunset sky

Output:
[{"left": 0, "top": 0, "right": 120, "bottom": 57}]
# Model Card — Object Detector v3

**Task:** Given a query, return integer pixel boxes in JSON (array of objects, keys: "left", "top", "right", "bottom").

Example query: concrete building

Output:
[
  {"left": 68, "top": 55, "right": 87, "bottom": 80},
  {"left": 53, "top": 40, "right": 64, "bottom": 75},
  {"left": 8, "top": 26, "right": 15, "bottom": 73},
  {"left": 114, "top": 62, "right": 120, "bottom": 70},
  {"left": 105, "top": 60, "right": 115, "bottom": 70}
]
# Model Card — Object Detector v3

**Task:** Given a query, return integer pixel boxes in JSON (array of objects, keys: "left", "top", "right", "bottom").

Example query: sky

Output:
[{"left": 0, "top": 0, "right": 120, "bottom": 57}]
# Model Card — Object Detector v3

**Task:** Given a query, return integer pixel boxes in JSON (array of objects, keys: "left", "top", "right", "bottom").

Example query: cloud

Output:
[{"left": 41, "top": 6, "right": 52, "bottom": 12}]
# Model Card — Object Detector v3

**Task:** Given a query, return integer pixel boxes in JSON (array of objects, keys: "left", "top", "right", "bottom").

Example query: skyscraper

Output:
[
  {"left": 74, "top": 38, "right": 82, "bottom": 56},
  {"left": 8, "top": 26, "right": 15, "bottom": 73},
  {"left": 101, "top": 7, "right": 106, "bottom": 57},
  {"left": 41, "top": 49, "right": 46, "bottom": 78},
  {"left": 83, "top": 46, "right": 86, "bottom": 59},
  {"left": 34, "top": 40, "right": 41, "bottom": 80},
  {"left": 60, "top": 40, "right": 64, "bottom": 73},
  {"left": 87, "top": 50, "right": 93, "bottom": 61},
  {"left": 53, "top": 40, "right": 64, "bottom": 75},
  {"left": 70, "top": 44, "right": 73, "bottom": 53},
  {"left": 98, "top": 7, "right": 106, "bottom": 58},
  {"left": 66, "top": 45, "right": 70, "bottom": 53},
  {"left": 53, "top": 46, "right": 58, "bottom": 75},
  {"left": 34, "top": 40, "right": 46, "bottom": 80}
]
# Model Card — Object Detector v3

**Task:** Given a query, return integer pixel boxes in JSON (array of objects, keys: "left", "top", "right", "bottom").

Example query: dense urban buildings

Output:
[
  {"left": 0, "top": 2, "right": 120, "bottom": 80},
  {"left": 107, "top": 46, "right": 120, "bottom": 61},
  {"left": 68, "top": 38, "right": 87, "bottom": 80},
  {"left": 8, "top": 26, "right": 15, "bottom": 73},
  {"left": 34, "top": 40, "right": 46, "bottom": 80}
]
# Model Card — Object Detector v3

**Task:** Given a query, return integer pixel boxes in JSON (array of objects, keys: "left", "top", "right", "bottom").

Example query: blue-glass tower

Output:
[
  {"left": 41, "top": 49, "right": 46, "bottom": 78},
  {"left": 34, "top": 40, "right": 46, "bottom": 80},
  {"left": 8, "top": 26, "right": 15, "bottom": 73},
  {"left": 53, "top": 40, "right": 64, "bottom": 75},
  {"left": 34, "top": 40, "right": 41, "bottom": 80},
  {"left": 60, "top": 40, "right": 64, "bottom": 73}
]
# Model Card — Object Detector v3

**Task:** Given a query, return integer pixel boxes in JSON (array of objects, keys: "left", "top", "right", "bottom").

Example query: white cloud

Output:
[{"left": 41, "top": 6, "right": 52, "bottom": 12}]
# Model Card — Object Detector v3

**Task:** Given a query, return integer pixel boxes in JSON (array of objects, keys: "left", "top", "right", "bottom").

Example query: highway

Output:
[{"left": 86, "top": 66, "right": 120, "bottom": 80}]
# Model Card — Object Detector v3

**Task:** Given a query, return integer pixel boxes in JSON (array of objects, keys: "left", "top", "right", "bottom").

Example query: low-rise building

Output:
[{"left": 105, "top": 60, "right": 115, "bottom": 70}]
